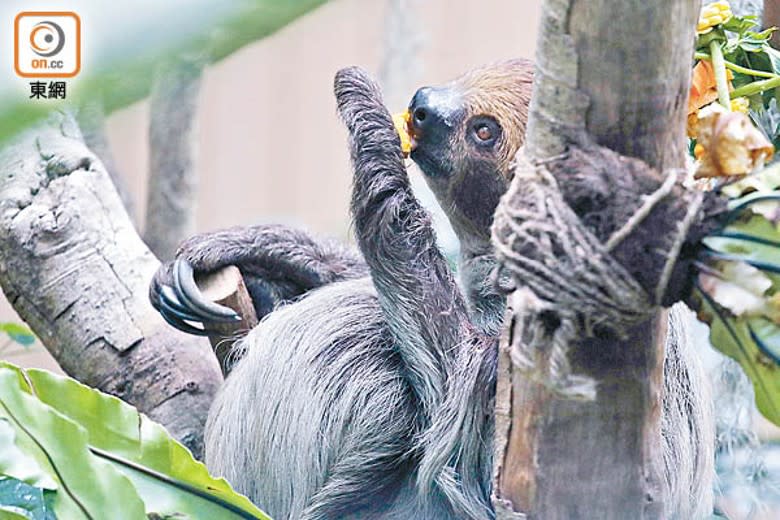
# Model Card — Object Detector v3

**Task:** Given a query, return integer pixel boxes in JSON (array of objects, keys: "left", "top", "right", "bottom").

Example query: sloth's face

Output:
[{"left": 405, "top": 59, "right": 534, "bottom": 248}]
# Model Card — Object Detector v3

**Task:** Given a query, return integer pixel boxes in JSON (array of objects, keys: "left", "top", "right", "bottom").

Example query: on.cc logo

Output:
[
  {"left": 29, "top": 20, "right": 66, "bottom": 57},
  {"left": 14, "top": 12, "right": 80, "bottom": 78}
]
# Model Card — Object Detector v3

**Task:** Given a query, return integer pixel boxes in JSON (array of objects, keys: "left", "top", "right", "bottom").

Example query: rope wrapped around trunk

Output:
[{"left": 491, "top": 150, "right": 703, "bottom": 399}]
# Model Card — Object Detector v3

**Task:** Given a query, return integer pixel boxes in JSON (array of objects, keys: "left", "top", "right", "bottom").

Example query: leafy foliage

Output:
[
  {"left": 694, "top": 165, "right": 780, "bottom": 426},
  {"left": 0, "top": 362, "right": 271, "bottom": 519},
  {"left": 693, "top": 5, "right": 780, "bottom": 151},
  {"left": 687, "top": 3, "right": 780, "bottom": 426},
  {"left": 0, "top": 476, "right": 56, "bottom": 520},
  {"left": 749, "top": 98, "right": 780, "bottom": 152}
]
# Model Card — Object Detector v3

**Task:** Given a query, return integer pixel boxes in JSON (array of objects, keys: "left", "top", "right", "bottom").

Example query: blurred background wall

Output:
[{"left": 113, "top": 0, "right": 540, "bottom": 236}]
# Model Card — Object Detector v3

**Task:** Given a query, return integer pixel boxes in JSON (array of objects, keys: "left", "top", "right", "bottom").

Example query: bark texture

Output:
[
  {"left": 766, "top": 0, "right": 780, "bottom": 48},
  {"left": 144, "top": 59, "right": 203, "bottom": 260},
  {"left": 493, "top": 1, "right": 705, "bottom": 518},
  {"left": 0, "top": 112, "right": 222, "bottom": 457}
]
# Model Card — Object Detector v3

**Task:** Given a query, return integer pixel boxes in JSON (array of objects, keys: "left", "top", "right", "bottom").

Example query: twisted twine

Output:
[{"left": 492, "top": 151, "right": 696, "bottom": 400}]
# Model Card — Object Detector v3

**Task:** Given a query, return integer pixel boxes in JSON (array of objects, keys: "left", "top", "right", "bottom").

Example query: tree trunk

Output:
[
  {"left": 144, "top": 59, "right": 203, "bottom": 260},
  {"left": 0, "top": 112, "right": 222, "bottom": 458},
  {"left": 765, "top": 0, "right": 780, "bottom": 48},
  {"left": 379, "top": 0, "right": 423, "bottom": 109},
  {"left": 493, "top": 1, "right": 701, "bottom": 518}
]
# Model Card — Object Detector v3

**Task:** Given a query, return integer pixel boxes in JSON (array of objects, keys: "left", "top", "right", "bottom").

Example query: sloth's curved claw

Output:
[
  {"left": 158, "top": 304, "right": 210, "bottom": 336},
  {"left": 159, "top": 285, "right": 204, "bottom": 324},
  {"left": 172, "top": 259, "right": 242, "bottom": 323}
]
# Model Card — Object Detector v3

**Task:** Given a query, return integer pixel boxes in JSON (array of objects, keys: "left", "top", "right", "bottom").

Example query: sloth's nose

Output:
[
  {"left": 410, "top": 88, "right": 433, "bottom": 133},
  {"left": 408, "top": 86, "right": 454, "bottom": 140}
]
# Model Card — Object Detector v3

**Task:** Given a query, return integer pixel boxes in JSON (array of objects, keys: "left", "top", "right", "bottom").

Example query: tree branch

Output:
[
  {"left": 144, "top": 59, "right": 203, "bottom": 260},
  {"left": 0, "top": 112, "right": 222, "bottom": 457}
]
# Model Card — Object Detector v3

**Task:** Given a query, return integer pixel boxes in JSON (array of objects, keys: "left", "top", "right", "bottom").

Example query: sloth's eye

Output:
[
  {"left": 475, "top": 124, "right": 492, "bottom": 141},
  {"left": 468, "top": 116, "right": 501, "bottom": 148}
]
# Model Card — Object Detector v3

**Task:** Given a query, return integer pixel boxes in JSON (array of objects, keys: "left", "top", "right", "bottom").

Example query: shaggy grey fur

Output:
[
  {"left": 663, "top": 304, "right": 715, "bottom": 519},
  {"left": 206, "top": 68, "right": 498, "bottom": 519}
]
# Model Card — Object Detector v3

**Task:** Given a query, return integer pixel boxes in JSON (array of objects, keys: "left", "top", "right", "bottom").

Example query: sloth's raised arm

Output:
[{"left": 334, "top": 67, "right": 472, "bottom": 413}]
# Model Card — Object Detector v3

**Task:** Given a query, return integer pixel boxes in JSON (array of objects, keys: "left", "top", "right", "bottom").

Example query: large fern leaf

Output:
[{"left": 0, "top": 362, "right": 271, "bottom": 519}]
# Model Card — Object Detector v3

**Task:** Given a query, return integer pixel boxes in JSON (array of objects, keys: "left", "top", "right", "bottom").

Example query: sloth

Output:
[{"left": 149, "top": 61, "right": 713, "bottom": 519}]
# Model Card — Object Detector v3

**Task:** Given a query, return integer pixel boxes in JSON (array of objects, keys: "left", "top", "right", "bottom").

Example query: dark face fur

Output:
[{"left": 407, "top": 59, "right": 534, "bottom": 252}]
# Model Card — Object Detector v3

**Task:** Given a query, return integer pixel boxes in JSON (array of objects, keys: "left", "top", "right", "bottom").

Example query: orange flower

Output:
[{"left": 689, "top": 60, "right": 734, "bottom": 116}]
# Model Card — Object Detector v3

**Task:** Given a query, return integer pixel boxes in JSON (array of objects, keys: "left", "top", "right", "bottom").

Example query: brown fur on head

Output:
[
  {"left": 407, "top": 59, "right": 534, "bottom": 253},
  {"left": 453, "top": 59, "right": 533, "bottom": 176}
]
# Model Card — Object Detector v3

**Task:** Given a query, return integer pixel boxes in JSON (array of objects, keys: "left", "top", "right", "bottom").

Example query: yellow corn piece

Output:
[
  {"left": 393, "top": 110, "right": 412, "bottom": 157},
  {"left": 697, "top": 1, "right": 733, "bottom": 34}
]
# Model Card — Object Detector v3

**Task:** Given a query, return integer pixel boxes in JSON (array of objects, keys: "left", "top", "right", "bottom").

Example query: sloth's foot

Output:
[{"left": 150, "top": 258, "right": 241, "bottom": 335}]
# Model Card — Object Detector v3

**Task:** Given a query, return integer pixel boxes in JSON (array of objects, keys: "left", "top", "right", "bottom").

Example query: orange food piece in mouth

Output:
[{"left": 393, "top": 110, "right": 413, "bottom": 157}]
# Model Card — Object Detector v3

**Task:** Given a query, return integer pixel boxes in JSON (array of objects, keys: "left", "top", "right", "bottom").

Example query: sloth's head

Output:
[{"left": 404, "top": 59, "right": 533, "bottom": 252}]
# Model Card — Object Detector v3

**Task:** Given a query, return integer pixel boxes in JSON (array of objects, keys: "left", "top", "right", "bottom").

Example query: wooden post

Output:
[
  {"left": 493, "top": 1, "right": 703, "bottom": 518},
  {"left": 765, "top": 0, "right": 780, "bottom": 49},
  {"left": 195, "top": 266, "right": 258, "bottom": 376}
]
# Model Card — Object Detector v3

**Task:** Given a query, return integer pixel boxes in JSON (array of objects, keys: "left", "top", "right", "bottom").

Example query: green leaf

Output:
[
  {"left": 730, "top": 70, "right": 758, "bottom": 91},
  {"left": 0, "top": 508, "right": 31, "bottom": 520},
  {"left": 0, "top": 367, "right": 145, "bottom": 519},
  {"left": 0, "top": 420, "right": 56, "bottom": 490},
  {"left": 0, "top": 477, "right": 56, "bottom": 520},
  {"left": 748, "top": 28, "right": 775, "bottom": 42},
  {"left": 698, "top": 160, "right": 780, "bottom": 426},
  {"left": 722, "top": 14, "right": 760, "bottom": 35},
  {"left": 749, "top": 98, "right": 780, "bottom": 154},
  {"left": 0, "top": 363, "right": 271, "bottom": 519},
  {"left": 0, "top": 324, "right": 35, "bottom": 347},
  {"left": 765, "top": 45, "right": 780, "bottom": 75},
  {"left": 748, "top": 317, "right": 780, "bottom": 362},
  {"left": 695, "top": 288, "right": 780, "bottom": 426},
  {"left": 705, "top": 216, "right": 780, "bottom": 268},
  {"left": 738, "top": 40, "right": 764, "bottom": 53},
  {"left": 698, "top": 29, "right": 727, "bottom": 50},
  {"left": 697, "top": 259, "right": 774, "bottom": 319}
]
